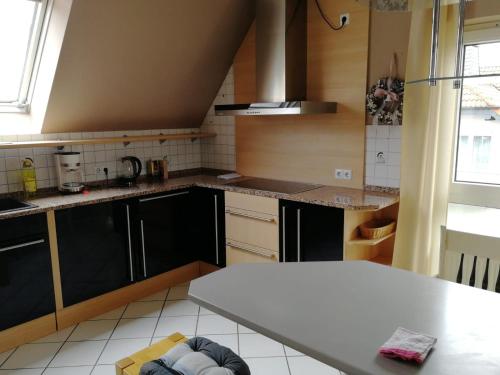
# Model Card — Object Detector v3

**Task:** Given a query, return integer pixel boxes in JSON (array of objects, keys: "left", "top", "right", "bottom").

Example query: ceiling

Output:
[{"left": 42, "top": 0, "right": 254, "bottom": 133}]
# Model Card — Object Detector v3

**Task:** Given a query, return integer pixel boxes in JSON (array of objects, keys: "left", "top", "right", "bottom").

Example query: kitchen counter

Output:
[{"left": 0, "top": 174, "right": 399, "bottom": 220}]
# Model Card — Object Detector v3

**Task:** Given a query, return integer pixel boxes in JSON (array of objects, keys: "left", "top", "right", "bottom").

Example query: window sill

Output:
[{"left": 447, "top": 203, "right": 500, "bottom": 238}]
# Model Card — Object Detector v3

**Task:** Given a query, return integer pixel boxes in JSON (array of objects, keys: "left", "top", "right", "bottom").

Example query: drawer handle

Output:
[
  {"left": 139, "top": 191, "right": 189, "bottom": 203},
  {"left": 225, "top": 209, "right": 275, "bottom": 223},
  {"left": 0, "top": 239, "right": 45, "bottom": 253},
  {"left": 227, "top": 241, "right": 277, "bottom": 260}
]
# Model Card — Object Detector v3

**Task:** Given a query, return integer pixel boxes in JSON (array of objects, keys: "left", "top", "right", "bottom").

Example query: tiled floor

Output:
[{"left": 0, "top": 283, "right": 344, "bottom": 374}]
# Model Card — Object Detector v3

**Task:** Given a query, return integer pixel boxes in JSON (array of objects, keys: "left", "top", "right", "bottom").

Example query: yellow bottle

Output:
[{"left": 22, "top": 158, "right": 37, "bottom": 197}]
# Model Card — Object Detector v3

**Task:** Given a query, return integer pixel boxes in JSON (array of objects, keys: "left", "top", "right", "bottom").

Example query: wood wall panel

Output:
[{"left": 235, "top": 0, "right": 369, "bottom": 188}]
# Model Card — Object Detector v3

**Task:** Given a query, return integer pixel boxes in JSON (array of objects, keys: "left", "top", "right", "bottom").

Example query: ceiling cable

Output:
[{"left": 315, "top": 0, "right": 347, "bottom": 31}]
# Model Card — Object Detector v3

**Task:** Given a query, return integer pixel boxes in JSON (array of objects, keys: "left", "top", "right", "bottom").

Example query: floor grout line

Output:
[
  {"left": 149, "top": 288, "right": 170, "bottom": 346},
  {"left": 40, "top": 324, "right": 78, "bottom": 374}
]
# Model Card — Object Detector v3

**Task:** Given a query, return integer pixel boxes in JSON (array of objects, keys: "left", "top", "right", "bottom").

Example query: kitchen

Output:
[{"left": 1, "top": 1, "right": 499, "bottom": 374}]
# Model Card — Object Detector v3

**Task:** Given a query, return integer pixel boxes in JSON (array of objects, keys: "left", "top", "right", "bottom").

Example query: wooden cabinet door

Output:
[
  {"left": 0, "top": 215, "right": 55, "bottom": 330},
  {"left": 136, "top": 189, "right": 194, "bottom": 279},
  {"left": 56, "top": 201, "right": 134, "bottom": 307}
]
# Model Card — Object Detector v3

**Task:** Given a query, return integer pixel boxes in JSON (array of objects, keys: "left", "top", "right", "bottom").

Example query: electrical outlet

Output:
[
  {"left": 95, "top": 166, "right": 103, "bottom": 175},
  {"left": 335, "top": 169, "right": 353, "bottom": 180},
  {"left": 340, "top": 13, "right": 350, "bottom": 26}
]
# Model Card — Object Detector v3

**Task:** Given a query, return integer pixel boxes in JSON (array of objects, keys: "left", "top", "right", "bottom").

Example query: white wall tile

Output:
[{"left": 365, "top": 125, "right": 401, "bottom": 188}]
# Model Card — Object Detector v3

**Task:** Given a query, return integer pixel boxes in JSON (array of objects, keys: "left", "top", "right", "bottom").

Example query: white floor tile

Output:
[
  {"left": 111, "top": 318, "right": 158, "bottom": 339},
  {"left": 197, "top": 315, "right": 237, "bottom": 335},
  {"left": 154, "top": 316, "right": 198, "bottom": 337},
  {"left": 97, "top": 338, "right": 150, "bottom": 365},
  {"left": 288, "top": 356, "right": 340, "bottom": 375},
  {"left": 202, "top": 335, "right": 239, "bottom": 354},
  {"left": 0, "top": 370, "right": 44, "bottom": 374},
  {"left": 284, "top": 345, "right": 305, "bottom": 357},
  {"left": 122, "top": 301, "right": 164, "bottom": 319},
  {"left": 166, "top": 286, "right": 189, "bottom": 300},
  {"left": 31, "top": 327, "right": 75, "bottom": 344},
  {"left": 239, "top": 334, "right": 285, "bottom": 358},
  {"left": 199, "top": 307, "right": 216, "bottom": 315},
  {"left": 89, "top": 306, "right": 126, "bottom": 321},
  {"left": 0, "top": 350, "right": 14, "bottom": 367},
  {"left": 68, "top": 320, "right": 118, "bottom": 341},
  {"left": 138, "top": 290, "right": 168, "bottom": 302},
  {"left": 1, "top": 343, "right": 62, "bottom": 369},
  {"left": 161, "top": 300, "right": 199, "bottom": 317},
  {"left": 91, "top": 364, "right": 115, "bottom": 374},
  {"left": 245, "top": 357, "right": 290, "bottom": 375},
  {"left": 238, "top": 324, "right": 255, "bottom": 334},
  {"left": 43, "top": 366, "right": 93, "bottom": 375},
  {"left": 49, "top": 341, "right": 107, "bottom": 367}
]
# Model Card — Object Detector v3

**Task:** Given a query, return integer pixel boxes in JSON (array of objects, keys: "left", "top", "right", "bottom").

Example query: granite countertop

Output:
[{"left": 0, "top": 174, "right": 399, "bottom": 220}]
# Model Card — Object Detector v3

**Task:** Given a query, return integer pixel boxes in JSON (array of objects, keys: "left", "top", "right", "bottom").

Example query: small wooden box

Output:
[{"left": 115, "top": 332, "right": 187, "bottom": 375}]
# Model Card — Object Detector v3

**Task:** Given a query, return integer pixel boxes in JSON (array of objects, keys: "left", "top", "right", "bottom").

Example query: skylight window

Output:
[{"left": 0, "top": 0, "right": 49, "bottom": 112}]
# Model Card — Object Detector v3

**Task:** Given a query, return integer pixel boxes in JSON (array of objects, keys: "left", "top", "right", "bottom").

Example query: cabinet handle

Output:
[
  {"left": 225, "top": 209, "right": 275, "bottom": 223},
  {"left": 297, "top": 208, "right": 301, "bottom": 263},
  {"left": 227, "top": 241, "right": 277, "bottom": 260},
  {"left": 126, "top": 205, "right": 134, "bottom": 282},
  {"left": 214, "top": 194, "right": 219, "bottom": 266},
  {"left": 140, "top": 219, "right": 147, "bottom": 278},
  {"left": 282, "top": 206, "right": 286, "bottom": 263},
  {"left": 0, "top": 239, "right": 45, "bottom": 253},
  {"left": 139, "top": 191, "right": 189, "bottom": 203}
]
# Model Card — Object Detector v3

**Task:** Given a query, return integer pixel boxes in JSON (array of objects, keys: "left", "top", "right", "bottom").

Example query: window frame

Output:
[
  {"left": 449, "top": 21, "right": 500, "bottom": 208},
  {"left": 0, "top": 0, "right": 50, "bottom": 113}
]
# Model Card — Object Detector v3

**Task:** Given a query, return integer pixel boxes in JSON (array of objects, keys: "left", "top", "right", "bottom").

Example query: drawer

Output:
[
  {"left": 226, "top": 240, "right": 278, "bottom": 266},
  {"left": 225, "top": 191, "right": 278, "bottom": 215},
  {"left": 225, "top": 207, "right": 278, "bottom": 251}
]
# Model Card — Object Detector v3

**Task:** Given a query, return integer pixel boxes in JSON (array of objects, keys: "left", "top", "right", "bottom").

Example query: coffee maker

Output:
[{"left": 54, "top": 152, "right": 84, "bottom": 193}]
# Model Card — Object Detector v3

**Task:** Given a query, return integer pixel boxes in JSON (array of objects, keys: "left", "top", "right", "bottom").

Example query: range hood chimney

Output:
[{"left": 215, "top": 0, "right": 337, "bottom": 116}]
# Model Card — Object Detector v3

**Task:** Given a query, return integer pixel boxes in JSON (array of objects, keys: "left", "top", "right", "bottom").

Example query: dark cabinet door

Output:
[
  {"left": 136, "top": 189, "right": 194, "bottom": 279},
  {"left": 56, "top": 201, "right": 134, "bottom": 307},
  {"left": 279, "top": 201, "right": 344, "bottom": 262},
  {"left": 192, "top": 187, "right": 225, "bottom": 267},
  {"left": 0, "top": 214, "right": 55, "bottom": 330}
]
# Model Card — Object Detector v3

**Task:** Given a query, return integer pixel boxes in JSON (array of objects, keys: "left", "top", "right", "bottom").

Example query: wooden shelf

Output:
[
  {"left": 346, "top": 231, "right": 395, "bottom": 246},
  {"left": 0, "top": 132, "right": 216, "bottom": 149},
  {"left": 369, "top": 255, "right": 393, "bottom": 266}
]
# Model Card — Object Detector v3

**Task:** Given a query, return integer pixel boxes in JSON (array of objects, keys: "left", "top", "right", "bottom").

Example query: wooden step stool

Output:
[{"left": 115, "top": 332, "right": 187, "bottom": 375}]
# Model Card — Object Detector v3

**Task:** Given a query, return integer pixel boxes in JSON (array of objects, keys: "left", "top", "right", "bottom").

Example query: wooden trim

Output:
[
  {"left": 56, "top": 262, "right": 199, "bottom": 329},
  {"left": 47, "top": 210, "right": 64, "bottom": 311},
  {"left": 0, "top": 133, "right": 216, "bottom": 150},
  {"left": 199, "top": 261, "right": 220, "bottom": 276},
  {"left": 0, "top": 314, "right": 56, "bottom": 353}
]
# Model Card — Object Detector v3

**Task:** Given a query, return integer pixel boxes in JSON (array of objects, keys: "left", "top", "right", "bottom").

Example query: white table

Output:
[{"left": 188, "top": 261, "right": 500, "bottom": 375}]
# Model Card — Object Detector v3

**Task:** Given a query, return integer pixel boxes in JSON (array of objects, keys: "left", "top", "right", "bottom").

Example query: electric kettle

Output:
[{"left": 118, "top": 156, "right": 142, "bottom": 186}]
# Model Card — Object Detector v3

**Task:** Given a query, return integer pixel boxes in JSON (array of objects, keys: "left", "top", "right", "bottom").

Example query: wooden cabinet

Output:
[
  {"left": 225, "top": 192, "right": 279, "bottom": 265},
  {"left": 192, "top": 188, "right": 226, "bottom": 267},
  {"left": 279, "top": 200, "right": 344, "bottom": 263},
  {"left": 56, "top": 201, "right": 134, "bottom": 307},
  {"left": 0, "top": 214, "right": 55, "bottom": 330},
  {"left": 135, "top": 189, "right": 194, "bottom": 279}
]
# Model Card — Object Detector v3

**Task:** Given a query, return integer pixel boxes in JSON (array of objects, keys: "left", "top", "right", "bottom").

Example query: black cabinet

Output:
[
  {"left": 56, "top": 201, "right": 134, "bottom": 307},
  {"left": 192, "top": 187, "right": 225, "bottom": 267},
  {"left": 135, "top": 189, "right": 194, "bottom": 279},
  {"left": 0, "top": 214, "right": 55, "bottom": 330},
  {"left": 279, "top": 200, "right": 344, "bottom": 263}
]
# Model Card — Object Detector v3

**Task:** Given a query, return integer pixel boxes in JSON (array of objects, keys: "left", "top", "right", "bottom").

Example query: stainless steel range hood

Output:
[{"left": 215, "top": 0, "right": 337, "bottom": 116}]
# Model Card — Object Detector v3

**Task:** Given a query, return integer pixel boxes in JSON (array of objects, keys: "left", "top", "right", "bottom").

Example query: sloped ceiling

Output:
[{"left": 42, "top": 0, "right": 255, "bottom": 133}]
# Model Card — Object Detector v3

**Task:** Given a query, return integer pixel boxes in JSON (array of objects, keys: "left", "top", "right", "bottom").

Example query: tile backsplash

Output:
[
  {"left": 200, "top": 66, "right": 236, "bottom": 171},
  {"left": 0, "top": 129, "right": 202, "bottom": 194},
  {"left": 365, "top": 125, "right": 401, "bottom": 188}
]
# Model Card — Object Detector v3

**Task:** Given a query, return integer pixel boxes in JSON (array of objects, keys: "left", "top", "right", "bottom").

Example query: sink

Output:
[{"left": 0, "top": 198, "right": 37, "bottom": 214}]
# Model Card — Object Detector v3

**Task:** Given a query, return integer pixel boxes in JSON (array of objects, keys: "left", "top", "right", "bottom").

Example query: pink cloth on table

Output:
[{"left": 379, "top": 327, "right": 437, "bottom": 364}]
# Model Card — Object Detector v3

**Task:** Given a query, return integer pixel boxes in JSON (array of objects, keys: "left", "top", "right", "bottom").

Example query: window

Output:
[
  {"left": 0, "top": 0, "right": 49, "bottom": 113},
  {"left": 454, "top": 41, "right": 500, "bottom": 186}
]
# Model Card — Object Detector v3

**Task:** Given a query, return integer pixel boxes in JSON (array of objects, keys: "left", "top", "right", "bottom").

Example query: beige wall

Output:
[
  {"left": 234, "top": 0, "right": 369, "bottom": 188},
  {"left": 42, "top": 0, "right": 254, "bottom": 133},
  {"left": 466, "top": 0, "right": 500, "bottom": 20}
]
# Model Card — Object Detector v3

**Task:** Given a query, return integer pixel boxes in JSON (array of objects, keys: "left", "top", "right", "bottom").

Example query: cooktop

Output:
[{"left": 227, "top": 178, "right": 322, "bottom": 195}]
